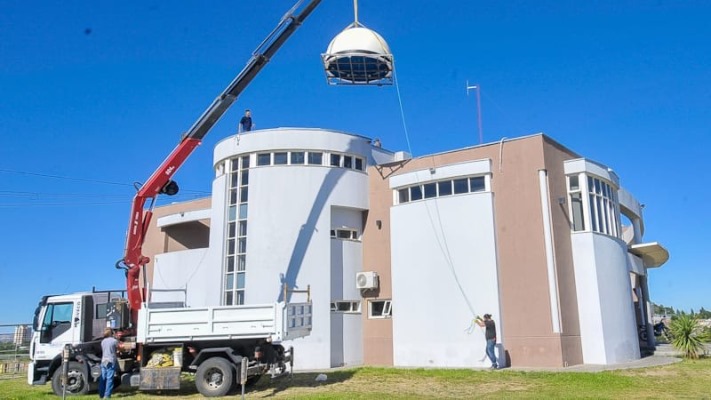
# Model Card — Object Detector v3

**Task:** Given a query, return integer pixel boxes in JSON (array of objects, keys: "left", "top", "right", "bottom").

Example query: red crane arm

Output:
[{"left": 117, "top": 0, "right": 323, "bottom": 327}]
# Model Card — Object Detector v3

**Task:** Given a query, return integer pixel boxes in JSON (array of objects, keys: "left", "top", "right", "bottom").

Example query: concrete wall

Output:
[
  {"left": 390, "top": 192, "right": 500, "bottom": 367},
  {"left": 210, "top": 128, "right": 392, "bottom": 370},
  {"left": 571, "top": 233, "right": 640, "bottom": 364}
]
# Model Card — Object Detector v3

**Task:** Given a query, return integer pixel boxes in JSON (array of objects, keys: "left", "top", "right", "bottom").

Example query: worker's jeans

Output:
[
  {"left": 486, "top": 339, "right": 498, "bottom": 368},
  {"left": 98, "top": 361, "right": 116, "bottom": 399}
]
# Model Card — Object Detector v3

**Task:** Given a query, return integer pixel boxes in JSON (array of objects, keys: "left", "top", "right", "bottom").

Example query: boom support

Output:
[{"left": 118, "top": 0, "right": 323, "bottom": 326}]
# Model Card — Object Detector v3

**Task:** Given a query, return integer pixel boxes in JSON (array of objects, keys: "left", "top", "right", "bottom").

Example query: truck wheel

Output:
[
  {"left": 195, "top": 357, "right": 234, "bottom": 397},
  {"left": 51, "top": 361, "right": 90, "bottom": 396}
]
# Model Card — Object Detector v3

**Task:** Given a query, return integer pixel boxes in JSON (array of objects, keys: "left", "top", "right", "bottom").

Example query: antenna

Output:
[{"left": 466, "top": 81, "right": 483, "bottom": 144}]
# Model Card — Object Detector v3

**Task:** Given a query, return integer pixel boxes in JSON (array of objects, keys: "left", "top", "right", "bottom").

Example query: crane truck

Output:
[{"left": 27, "top": 0, "right": 322, "bottom": 397}]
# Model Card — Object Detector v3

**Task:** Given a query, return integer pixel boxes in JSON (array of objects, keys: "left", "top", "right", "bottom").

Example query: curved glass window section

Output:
[
  {"left": 224, "top": 155, "right": 249, "bottom": 305},
  {"left": 566, "top": 174, "right": 621, "bottom": 238}
]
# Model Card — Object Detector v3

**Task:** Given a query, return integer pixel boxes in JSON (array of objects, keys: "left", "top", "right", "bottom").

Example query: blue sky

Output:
[{"left": 1, "top": 0, "right": 709, "bottom": 325}]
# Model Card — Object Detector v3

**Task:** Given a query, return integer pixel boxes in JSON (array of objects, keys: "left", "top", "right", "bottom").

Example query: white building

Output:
[{"left": 144, "top": 129, "right": 668, "bottom": 369}]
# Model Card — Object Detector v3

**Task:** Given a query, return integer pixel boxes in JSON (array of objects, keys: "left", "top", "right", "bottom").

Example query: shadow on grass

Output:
[{"left": 108, "top": 370, "right": 358, "bottom": 398}]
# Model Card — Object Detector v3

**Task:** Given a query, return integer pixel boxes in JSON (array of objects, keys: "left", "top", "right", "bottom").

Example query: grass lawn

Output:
[{"left": 2, "top": 357, "right": 710, "bottom": 399}]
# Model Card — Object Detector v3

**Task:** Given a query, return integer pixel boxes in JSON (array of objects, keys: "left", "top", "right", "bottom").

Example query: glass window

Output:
[
  {"left": 239, "top": 221, "right": 247, "bottom": 237},
  {"left": 225, "top": 274, "right": 234, "bottom": 290},
  {"left": 236, "top": 291, "right": 244, "bottom": 305},
  {"left": 241, "top": 170, "right": 249, "bottom": 185},
  {"left": 238, "top": 238, "right": 247, "bottom": 253},
  {"left": 227, "top": 239, "right": 235, "bottom": 255},
  {"left": 229, "top": 189, "right": 238, "bottom": 205},
  {"left": 228, "top": 205, "right": 236, "bottom": 220},
  {"left": 226, "top": 256, "right": 235, "bottom": 272},
  {"left": 470, "top": 177, "right": 485, "bottom": 192},
  {"left": 343, "top": 156, "right": 353, "bottom": 169},
  {"left": 274, "top": 152, "right": 288, "bottom": 165},
  {"left": 225, "top": 291, "right": 233, "bottom": 305},
  {"left": 308, "top": 152, "right": 323, "bottom": 165},
  {"left": 410, "top": 186, "right": 423, "bottom": 201},
  {"left": 369, "top": 300, "right": 392, "bottom": 319},
  {"left": 240, "top": 187, "right": 248, "bottom": 203},
  {"left": 570, "top": 192, "right": 585, "bottom": 231},
  {"left": 337, "top": 230, "right": 352, "bottom": 239},
  {"left": 241, "top": 156, "right": 250, "bottom": 169},
  {"left": 453, "top": 178, "right": 468, "bottom": 194},
  {"left": 230, "top": 174, "right": 239, "bottom": 188},
  {"left": 398, "top": 188, "right": 409, "bottom": 203},
  {"left": 291, "top": 151, "right": 305, "bottom": 164},
  {"left": 423, "top": 183, "right": 437, "bottom": 198},
  {"left": 569, "top": 175, "right": 579, "bottom": 191},
  {"left": 236, "top": 273, "right": 245, "bottom": 289},
  {"left": 355, "top": 158, "right": 364, "bottom": 171},
  {"left": 237, "top": 255, "right": 246, "bottom": 271},
  {"left": 438, "top": 181, "right": 452, "bottom": 196},
  {"left": 231, "top": 158, "right": 240, "bottom": 172},
  {"left": 330, "top": 153, "right": 341, "bottom": 167},
  {"left": 228, "top": 222, "right": 236, "bottom": 238},
  {"left": 239, "top": 204, "right": 248, "bottom": 219},
  {"left": 257, "top": 153, "right": 271, "bottom": 166}
]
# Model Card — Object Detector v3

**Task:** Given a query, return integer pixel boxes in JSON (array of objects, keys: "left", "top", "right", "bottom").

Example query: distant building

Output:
[
  {"left": 143, "top": 128, "right": 669, "bottom": 369},
  {"left": 13, "top": 325, "right": 30, "bottom": 346}
]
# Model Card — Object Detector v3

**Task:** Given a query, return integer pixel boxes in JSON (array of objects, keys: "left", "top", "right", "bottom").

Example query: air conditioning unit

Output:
[{"left": 356, "top": 271, "right": 379, "bottom": 290}]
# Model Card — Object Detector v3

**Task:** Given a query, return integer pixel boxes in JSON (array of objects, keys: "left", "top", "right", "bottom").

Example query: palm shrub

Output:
[{"left": 669, "top": 314, "right": 709, "bottom": 359}]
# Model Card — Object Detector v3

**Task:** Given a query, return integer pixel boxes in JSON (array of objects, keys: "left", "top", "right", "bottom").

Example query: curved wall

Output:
[{"left": 211, "top": 128, "right": 392, "bottom": 369}]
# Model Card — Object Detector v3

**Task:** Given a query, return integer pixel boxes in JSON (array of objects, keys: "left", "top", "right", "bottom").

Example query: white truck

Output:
[
  {"left": 28, "top": 289, "right": 312, "bottom": 397},
  {"left": 28, "top": 0, "right": 322, "bottom": 397}
]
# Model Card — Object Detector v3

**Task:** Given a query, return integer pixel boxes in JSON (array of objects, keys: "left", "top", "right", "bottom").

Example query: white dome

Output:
[
  {"left": 326, "top": 26, "right": 391, "bottom": 55},
  {"left": 322, "top": 25, "right": 394, "bottom": 85}
]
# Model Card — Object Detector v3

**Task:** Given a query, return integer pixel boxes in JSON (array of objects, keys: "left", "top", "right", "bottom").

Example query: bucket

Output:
[{"left": 173, "top": 348, "right": 183, "bottom": 367}]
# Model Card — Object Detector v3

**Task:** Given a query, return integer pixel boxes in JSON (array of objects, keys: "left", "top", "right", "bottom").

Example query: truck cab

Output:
[{"left": 28, "top": 290, "right": 122, "bottom": 394}]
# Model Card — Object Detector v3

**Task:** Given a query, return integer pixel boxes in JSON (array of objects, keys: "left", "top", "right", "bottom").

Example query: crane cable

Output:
[{"left": 392, "top": 65, "right": 481, "bottom": 332}]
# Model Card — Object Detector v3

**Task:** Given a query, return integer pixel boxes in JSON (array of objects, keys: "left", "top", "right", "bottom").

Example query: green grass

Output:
[{"left": 2, "top": 358, "right": 711, "bottom": 399}]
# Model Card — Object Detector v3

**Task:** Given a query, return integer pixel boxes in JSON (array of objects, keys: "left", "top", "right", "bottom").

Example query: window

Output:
[
  {"left": 330, "top": 153, "right": 341, "bottom": 167},
  {"left": 587, "top": 176, "right": 620, "bottom": 237},
  {"left": 423, "top": 183, "right": 437, "bottom": 198},
  {"left": 274, "top": 152, "right": 288, "bottom": 165},
  {"left": 438, "top": 181, "right": 452, "bottom": 196},
  {"left": 355, "top": 158, "right": 364, "bottom": 171},
  {"left": 331, "top": 301, "right": 361, "bottom": 313},
  {"left": 410, "top": 186, "right": 423, "bottom": 201},
  {"left": 398, "top": 188, "right": 409, "bottom": 204},
  {"left": 568, "top": 175, "right": 585, "bottom": 231},
  {"left": 470, "top": 176, "right": 485, "bottom": 192},
  {"left": 368, "top": 300, "right": 392, "bottom": 319},
  {"left": 453, "top": 178, "right": 468, "bottom": 194},
  {"left": 308, "top": 152, "right": 323, "bottom": 165},
  {"left": 343, "top": 155, "right": 353, "bottom": 169},
  {"left": 394, "top": 175, "right": 488, "bottom": 205},
  {"left": 290, "top": 151, "right": 305, "bottom": 165},
  {"left": 257, "top": 153, "right": 271, "bottom": 166},
  {"left": 331, "top": 228, "right": 360, "bottom": 241}
]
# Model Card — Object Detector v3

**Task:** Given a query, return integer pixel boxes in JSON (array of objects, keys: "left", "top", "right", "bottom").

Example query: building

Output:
[
  {"left": 143, "top": 128, "right": 668, "bottom": 369},
  {"left": 13, "top": 325, "right": 30, "bottom": 346}
]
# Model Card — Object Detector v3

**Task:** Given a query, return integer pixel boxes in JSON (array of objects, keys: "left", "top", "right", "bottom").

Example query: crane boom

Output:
[{"left": 119, "top": 0, "right": 323, "bottom": 326}]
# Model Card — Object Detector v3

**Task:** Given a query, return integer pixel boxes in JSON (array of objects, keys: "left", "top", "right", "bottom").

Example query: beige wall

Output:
[{"left": 142, "top": 197, "right": 211, "bottom": 297}]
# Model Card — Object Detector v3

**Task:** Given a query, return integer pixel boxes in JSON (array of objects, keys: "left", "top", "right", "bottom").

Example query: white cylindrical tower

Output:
[{"left": 211, "top": 128, "right": 393, "bottom": 369}]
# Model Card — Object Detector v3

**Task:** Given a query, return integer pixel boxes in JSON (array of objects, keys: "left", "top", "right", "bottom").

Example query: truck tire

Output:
[
  {"left": 195, "top": 357, "right": 234, "bottom": 397},
  {"left": 50, "top": 361, "right": 90, "bottom": 396}
]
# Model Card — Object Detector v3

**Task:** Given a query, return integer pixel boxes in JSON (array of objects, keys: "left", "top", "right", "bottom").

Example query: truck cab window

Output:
[{"left": 40, "top": 302, "right": 73, "bottom": 343}]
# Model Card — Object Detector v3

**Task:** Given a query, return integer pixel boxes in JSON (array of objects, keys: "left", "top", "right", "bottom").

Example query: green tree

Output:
[{"left": 670, "top": 314, "right": 709, "bottom": 359}]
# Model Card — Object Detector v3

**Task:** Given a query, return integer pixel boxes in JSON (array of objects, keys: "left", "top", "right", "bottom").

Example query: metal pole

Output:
[{"left": 466, "top": 81, "right": 484, "bottom": 144}]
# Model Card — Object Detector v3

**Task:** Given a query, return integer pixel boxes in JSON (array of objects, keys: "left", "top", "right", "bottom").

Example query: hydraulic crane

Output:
[{"left": 116, "top": 0, "right": 323, "bottom": 328}]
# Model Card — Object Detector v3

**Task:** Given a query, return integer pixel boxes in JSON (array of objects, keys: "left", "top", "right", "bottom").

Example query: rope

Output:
[{"left": 392, "top": 66, "right": 479, "bottom": 320}]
